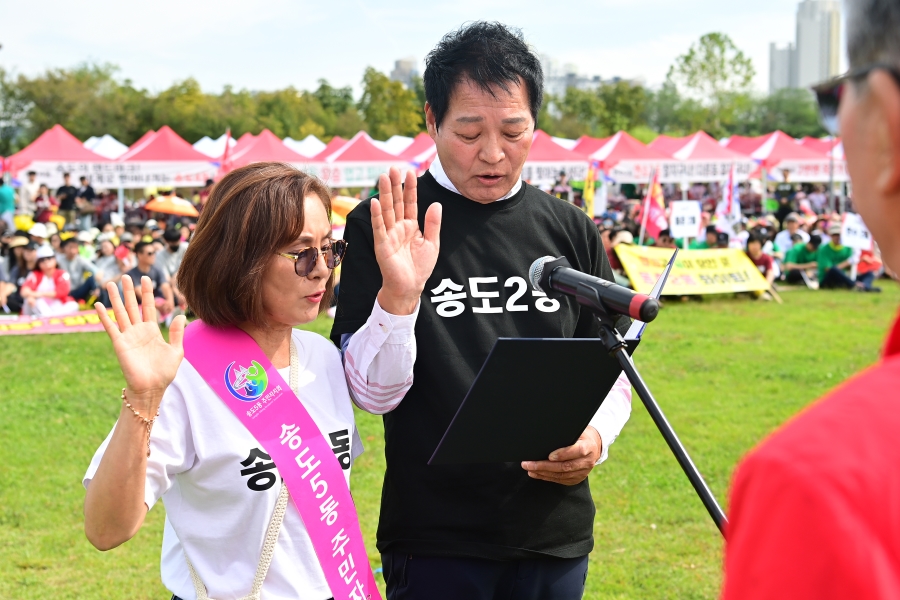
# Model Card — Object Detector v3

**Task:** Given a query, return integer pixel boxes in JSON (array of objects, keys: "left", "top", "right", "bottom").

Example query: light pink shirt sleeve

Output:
[{"left": 342, "top": 299, "right": 418, "bottom": 415}]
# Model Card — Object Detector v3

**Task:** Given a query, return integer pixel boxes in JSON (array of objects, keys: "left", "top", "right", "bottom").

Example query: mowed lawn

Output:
[{"left": 1, "top": 286, "right": 897, "bottom": 599}]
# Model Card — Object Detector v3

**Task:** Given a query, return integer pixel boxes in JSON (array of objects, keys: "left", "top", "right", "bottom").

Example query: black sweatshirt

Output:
[{"left": 331, "top": 171, "right": 629, "bottom": 560}]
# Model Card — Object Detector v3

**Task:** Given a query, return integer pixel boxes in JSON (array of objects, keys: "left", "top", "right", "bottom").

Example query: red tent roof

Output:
[
  {"left": 571, "top": 135, "right": 611, "bottom": 157},
  {"left": 648, "top": 134, "right": 688, "bottom": 156},
  {"left": 227, "top": 129, "right": 306, "bottom": 168},
  {"left": 399, "top": 132, "right": 436, "bottom": 161},
  {"left": 6, "top": 125, "right": 107, "bottom": 173},
  {"left": 723, "top": 134, "right": 767, "bottom": 156},
  {"left": 325, "top": 131, "right": 399, "bottom": 162},
  {"left": 231, "top": 132, "right": 256, "bottom": 155},
  {"left": 589, "top": 131, "right": 672, "bottom": 170},
  {"left": 129, "top": 130, "right": 156, "bottom": 150},
  {"left": 312, "top": 136, "right": 348, "bottom": 161},
  {"left": 528, "top": 130, "right": 589, "bottom": 162},
  {"left": 671, "top": 131, "right": 751, "bottom": 161},
  {"left": 749, "top": 131, "right": 827, "bottom": 168},
  {"left": 119, "top": 126, "right": 212, "bottom": 162},
  {"left": 797, "top": 136, "right": 840, "bottom": 156}
]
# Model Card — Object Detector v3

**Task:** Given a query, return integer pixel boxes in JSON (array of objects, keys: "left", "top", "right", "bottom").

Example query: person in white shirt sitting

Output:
[{"left": 82, "top": 162, "right": 440, "bottom": 600}]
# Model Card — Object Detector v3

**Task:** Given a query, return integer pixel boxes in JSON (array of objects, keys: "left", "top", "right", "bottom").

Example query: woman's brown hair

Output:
[{"left": 178, "top": 162, "right": 334, "bottom": 327}]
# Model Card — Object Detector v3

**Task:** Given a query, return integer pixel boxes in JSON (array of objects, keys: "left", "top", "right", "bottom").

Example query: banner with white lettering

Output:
[{"left": 841, "top": 212, "right": 874, "bottom": 250}]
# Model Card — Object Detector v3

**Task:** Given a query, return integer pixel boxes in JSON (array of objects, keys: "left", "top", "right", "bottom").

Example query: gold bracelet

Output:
[{"left": 121, "top": 388, "right": 160, "bottom": 457}]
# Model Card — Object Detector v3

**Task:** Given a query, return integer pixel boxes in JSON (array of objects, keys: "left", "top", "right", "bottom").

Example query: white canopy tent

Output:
[
  {"left": 83, "top": 134, "right": 129, "bottom": 159},
  {"left": 283, "top": 134, "right": 327, "bottom": 158},
  {"left": 193, "top": 133, "right": 237, "bottom": 158}
]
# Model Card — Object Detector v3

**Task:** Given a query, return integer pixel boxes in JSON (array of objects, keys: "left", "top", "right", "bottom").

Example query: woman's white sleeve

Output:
[{"left": 588, "top": 372, "right": 633, "bottom": 464}]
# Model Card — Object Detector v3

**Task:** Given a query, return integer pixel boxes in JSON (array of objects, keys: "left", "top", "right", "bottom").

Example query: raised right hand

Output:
[
  {"left": 371, "top": 167, "right": 442, "bottom": 315},
  {"left": 95, "top": 276, "right": 186, "bottom": 411}
]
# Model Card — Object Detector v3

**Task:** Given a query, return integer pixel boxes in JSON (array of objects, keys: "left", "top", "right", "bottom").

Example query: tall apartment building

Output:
[
  {"left": 795, "top": 0, "right": 841, "bottom": 87},
  {"left": 390, "top": 57, "right": 419, "bottom": 89},
  {"left": 769, "top": 0, "right": 841, "bottom": 92},
  {"left": 770, "top": 42, "right": 797, "bottom": 93}
]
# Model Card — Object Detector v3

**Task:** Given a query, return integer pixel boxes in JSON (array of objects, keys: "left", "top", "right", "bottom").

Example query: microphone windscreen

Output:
[{"left": 528, "top": 256, "right": 556, "bottom": 293}]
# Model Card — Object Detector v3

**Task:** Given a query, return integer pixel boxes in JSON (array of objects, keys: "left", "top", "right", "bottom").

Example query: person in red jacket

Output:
[
  {"left": 20, "top": 245, "right": 79, "bottom": 316},
  {"left": 722, "top": 1, "right": 900, "bottom": 597}
]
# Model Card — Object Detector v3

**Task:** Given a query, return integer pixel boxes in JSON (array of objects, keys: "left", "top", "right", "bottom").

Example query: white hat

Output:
[
  {"left": 96, "top": 232, "right": 114, "bottom": 243},
  {"left": 45, "top": 222, "right": 59, "bottom": 236},
  {"left": 28, "top": 223, "right": 48, "bottom": 239},
  {"left": 145, "top": 219, "right": 158, "bottom": 228},
  {"left": 77, "top": 230, "right": 95, "bottom": 242},
  {"left": 36, "top": 245, "right": 55, "bottom": 260}
]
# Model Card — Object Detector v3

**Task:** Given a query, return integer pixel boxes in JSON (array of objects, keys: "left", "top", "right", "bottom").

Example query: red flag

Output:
[{"left": 638, "top": 169, "right": 668, "bottom": 243}]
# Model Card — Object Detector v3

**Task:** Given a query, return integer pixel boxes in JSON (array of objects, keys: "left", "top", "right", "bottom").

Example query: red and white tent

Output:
[
  {"left": 571, "top": 135, "right": 611, "bottom": 158},
  {"left": 589, "top": 131, "right": 676, "bottom": 183},
  {"left": 5, "top": 125, "right": 108, "bottom": 188},
  {"left": 721, "top": 134, "right": 766, "bottom": 156},
  {"left": 115, "top": 125, "right": 217, "bottom": 188},
  {"left": 225, "top": 129, "right": 307, "bottom": 171},
  {"left": 308, "top": 131, "right": 407, "bottom": 187},
  {"left": 399, "top": 133, "right": 437, "bottom": 173},
  {"left": 748, "top": 131, "right": 847, "bottom": 182},
  {"left": 797, "top": 136, "right": 840, "bottom": 156},
  {"left": 522, "top": 131, "right": 588, "bottom": 186},
  {"left": 655, "top": 131, "right": 757, "bottom": 182},
  {"left": 310, "top": 136, "right": 348, "bottom": 162},
  {"left": 647, "top": 134, "right": 688, "bottom": 156}
]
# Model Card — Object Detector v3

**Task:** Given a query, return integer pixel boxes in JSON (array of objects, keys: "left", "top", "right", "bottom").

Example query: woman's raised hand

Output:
[
  {"left": 371, "top": 167, "right": 442, "bottom": 315},
  {"left": 95, "top": 276, "right": 186, "bottom": 410}
]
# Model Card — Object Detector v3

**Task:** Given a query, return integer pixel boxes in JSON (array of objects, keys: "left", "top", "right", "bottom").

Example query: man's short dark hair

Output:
[
  {"left": 134, "top": 241, "right": 152, "bottom": 255},
  {"left": 746, "top": 233, "right": 764, "bottom": 249},
  {"left": 808, "top": 235, "right": 823, "bottom": 249},
  {"left": 60, "top": 237, "right": 79, "bottom": 248},
  {"left": 423, "top": 21, "right": 543, "bottom": 130},
  {"left": 658, "top": 228, "right": 671, "bottom": 238},
  {"left": 706, "top": 225, "right": 718, "bottom": 235},
  {"left": 847, "top": 0, "right": 900, "bottom": 70},
  {"left": 790, "top": 233, "right": 803, "bottom": 243},
  {"left": 27, "top": 171, "right": 36, "bottom": 176},
  {"left": 163, "top": 228, "right": 181, "bottom": 243},
  {"left": 80, "top": 176, "right": 88, "bottom": 182},
  {"left": 63, "top": 172, "right": 70, "bottom": 177}
]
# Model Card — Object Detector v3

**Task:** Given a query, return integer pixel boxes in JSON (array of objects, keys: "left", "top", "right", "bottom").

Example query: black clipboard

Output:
[{"left": 428, "top": 251, "right": 677, "bottom": 465}]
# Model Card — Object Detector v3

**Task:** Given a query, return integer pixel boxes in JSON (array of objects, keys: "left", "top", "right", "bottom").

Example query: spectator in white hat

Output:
[
  {"left": 28, "top": 223, "right": 49, "bottom": 248},
  {"left": 20, "top": 245, "right": 79, "bottom": 316}
]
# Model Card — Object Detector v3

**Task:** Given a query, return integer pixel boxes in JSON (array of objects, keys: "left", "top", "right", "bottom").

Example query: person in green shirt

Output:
[
  {"left": 818, "top": 225, "right": 860, "bottom": 289},
  {"left": 784, "top": 234, "right": 822, "bottom": 285},
  {"left": 689, "top": 225, "right": 718, "bottom": 250}
]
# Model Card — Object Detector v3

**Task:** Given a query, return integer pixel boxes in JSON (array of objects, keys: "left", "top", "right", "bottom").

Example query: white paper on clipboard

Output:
[{"left": 625, "top": 249, "right": 678, "bottom": 342}]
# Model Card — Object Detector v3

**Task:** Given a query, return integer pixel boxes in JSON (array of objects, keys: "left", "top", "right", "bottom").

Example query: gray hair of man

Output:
[{"left": 846, "top": 0, "right": 900, "bottom": 69}]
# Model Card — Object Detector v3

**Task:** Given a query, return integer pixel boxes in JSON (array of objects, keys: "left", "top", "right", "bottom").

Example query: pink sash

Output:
[{"left": 183, "top": 321, "right": 380, "bottom": 600}]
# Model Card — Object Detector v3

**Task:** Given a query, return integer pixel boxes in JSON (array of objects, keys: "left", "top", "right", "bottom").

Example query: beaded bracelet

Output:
[{"left": 121, "top": 388, "right": 160, "bottom": 457}]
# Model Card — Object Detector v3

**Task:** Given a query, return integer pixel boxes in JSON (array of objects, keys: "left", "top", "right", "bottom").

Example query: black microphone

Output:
[{"left": 529, "top": 256, "right": 660, "bottom": 322}]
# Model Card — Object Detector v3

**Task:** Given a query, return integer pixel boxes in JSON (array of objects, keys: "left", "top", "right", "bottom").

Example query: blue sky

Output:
[{"left": 2, "top": 0, "right": 843, "bottom": 95}]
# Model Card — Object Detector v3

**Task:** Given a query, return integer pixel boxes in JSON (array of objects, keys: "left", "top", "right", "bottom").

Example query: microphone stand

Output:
[{"left": 595, "top": 312, "right": 727, "bottom": 536}]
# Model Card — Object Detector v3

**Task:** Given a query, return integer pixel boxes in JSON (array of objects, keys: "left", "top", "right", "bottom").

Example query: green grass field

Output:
[{"left": 2, "top": 286, "right": 898, "bottom": 599}]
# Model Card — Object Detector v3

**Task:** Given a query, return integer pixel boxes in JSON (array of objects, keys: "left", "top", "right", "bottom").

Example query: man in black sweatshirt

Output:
[{"left": 332, "top": 22, "right": 632, "bottom": 600}]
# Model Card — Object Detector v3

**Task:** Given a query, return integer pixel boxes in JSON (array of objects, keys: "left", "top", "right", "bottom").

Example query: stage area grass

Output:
[{"left": 1, "top": 286, "right": 898, "bottom": 598}]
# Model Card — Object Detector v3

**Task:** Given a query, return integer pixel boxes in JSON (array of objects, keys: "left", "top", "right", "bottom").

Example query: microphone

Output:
[{"left": 529, "top": 256, "right": 660, "bottom": 322}]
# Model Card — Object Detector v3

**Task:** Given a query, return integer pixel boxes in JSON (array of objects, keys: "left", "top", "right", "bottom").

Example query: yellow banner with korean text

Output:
[{"left": 614, "top": 246, "right": 771, "bottom": 295}]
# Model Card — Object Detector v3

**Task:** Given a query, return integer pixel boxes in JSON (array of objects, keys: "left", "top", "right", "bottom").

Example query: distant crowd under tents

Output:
[{"left": 1, "top": 124, "right": 849, "bottom": 201}]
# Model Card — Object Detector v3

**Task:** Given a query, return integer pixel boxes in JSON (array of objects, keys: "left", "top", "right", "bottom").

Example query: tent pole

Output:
[{"left": 118, "top": 185, "right": 125, "bottom": 219}]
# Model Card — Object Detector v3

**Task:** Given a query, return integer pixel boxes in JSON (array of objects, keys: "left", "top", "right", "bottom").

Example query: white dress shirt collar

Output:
[{"left": 428, "top": 155, "right": 522, "bottom": 202}]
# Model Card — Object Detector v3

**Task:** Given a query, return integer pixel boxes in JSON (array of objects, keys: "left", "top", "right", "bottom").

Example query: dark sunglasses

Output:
[
  {"left": 278, "top": 239, "right": 348, "bottom": 277},
  {"left": 814, "top": 63, "right": 900, "bottom": 135}
]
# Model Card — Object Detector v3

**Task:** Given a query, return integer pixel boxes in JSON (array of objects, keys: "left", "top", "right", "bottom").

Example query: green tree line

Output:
[{"left": 0, "top": 33, "right": 825, "bottom": 156}]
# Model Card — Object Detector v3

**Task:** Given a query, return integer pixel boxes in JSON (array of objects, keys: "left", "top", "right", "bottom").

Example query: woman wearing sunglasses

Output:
[{"left": 82, "top": 162, "right": 441, "bottom": 600}]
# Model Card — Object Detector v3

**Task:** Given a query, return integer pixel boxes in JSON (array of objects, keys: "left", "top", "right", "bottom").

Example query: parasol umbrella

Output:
[
  {"left": 332, "top": 196, "right": 360, "bottom": 219},
  {"left": 144, "top": 196, "right": 200, "bottom": 217}
]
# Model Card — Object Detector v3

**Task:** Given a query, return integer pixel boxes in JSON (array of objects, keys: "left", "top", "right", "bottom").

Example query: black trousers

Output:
[{"left": 381, "top": 552, "right": 589, "bottom": 600}]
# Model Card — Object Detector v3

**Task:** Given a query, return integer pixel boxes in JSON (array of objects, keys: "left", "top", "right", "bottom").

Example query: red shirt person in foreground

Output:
[{"left": 723, "top": 0, "right": 900, "bottom": 597}]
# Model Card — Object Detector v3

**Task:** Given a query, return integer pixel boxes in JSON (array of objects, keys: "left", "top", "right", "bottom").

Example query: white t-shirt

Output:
[{"left": 84, "top": 329, "right": 363, "bottom": 600}]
